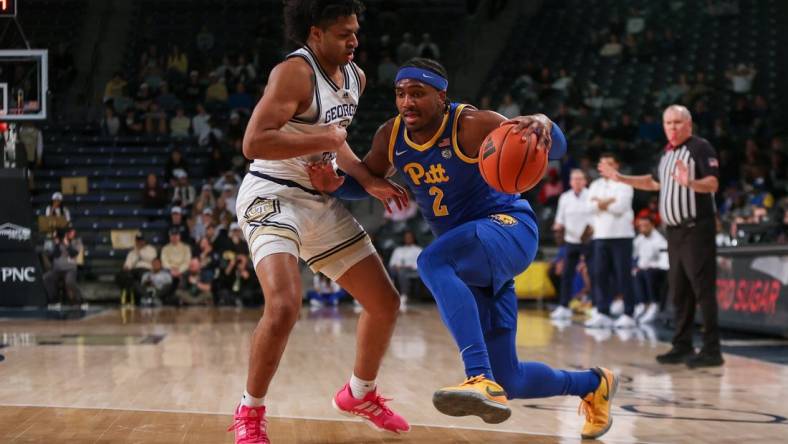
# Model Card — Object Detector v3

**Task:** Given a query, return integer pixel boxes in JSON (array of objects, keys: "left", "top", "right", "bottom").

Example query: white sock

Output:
[
  {"left": 349, "top": 374, "right": 376, "bottom": 399},
  {"left": 241, "top": 389, "right": 265, "bottom": 407}
]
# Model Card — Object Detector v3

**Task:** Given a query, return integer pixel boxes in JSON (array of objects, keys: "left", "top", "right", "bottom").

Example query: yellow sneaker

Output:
[
  {"left": 432, "top": 375, "right": 511, "bottom": 424},
  {"left": 579, "top": 367, "right": 618, "bottom": 439}
]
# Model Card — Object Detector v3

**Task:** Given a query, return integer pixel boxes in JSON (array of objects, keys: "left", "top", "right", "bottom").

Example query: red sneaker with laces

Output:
[
  {"left": 227, "top": 404, "right": 270, "bottom": 444},
  {"left": 331, "top": 383, "right": 410, "bottom": 434}
]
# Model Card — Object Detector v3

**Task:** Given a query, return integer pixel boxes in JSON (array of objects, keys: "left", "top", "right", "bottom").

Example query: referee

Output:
[{"left": 598, "top": 104, "right": 723, "bottom": 368}]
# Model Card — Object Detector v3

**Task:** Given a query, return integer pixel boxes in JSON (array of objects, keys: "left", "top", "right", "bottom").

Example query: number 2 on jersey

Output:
[{"left": 429, "top": 186, "right": 449, "bottom": 217}]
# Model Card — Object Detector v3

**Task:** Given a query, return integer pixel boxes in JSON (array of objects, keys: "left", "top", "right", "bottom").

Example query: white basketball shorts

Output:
[{"left": 235, "top": 171, "right": 375, "bottom": 281}]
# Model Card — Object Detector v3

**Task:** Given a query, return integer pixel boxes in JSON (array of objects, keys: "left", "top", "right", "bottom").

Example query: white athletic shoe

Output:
[
  {"left": 550, "top": 306, "right": 573, "bottom": 320},
  {"left": 638, "top": 303, "right": 660, "bottom": 324},
  {"left": 633, "top": 303, "right": 646, "bottom": 319},
  {"left": 585, "top": 313, "right": 614, "bottom": 328},
  {"left": 610, "top": 299, "right": 625, "bottom": 316},
  {"left": 613, "top": 314, "right": 637, "bottom": 329}
]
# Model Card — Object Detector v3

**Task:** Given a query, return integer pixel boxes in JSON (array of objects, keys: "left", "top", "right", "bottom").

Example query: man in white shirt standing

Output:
[
  {"left": 632, "top": 216, "right": 668, "bottom": 324},
  {"left": 388, "top": 231, "right": 422, "bottom": 304},
  {"left": 550, "top": 169, "right": 593, "bottom": 319},
  {"left": 586, "top": 153, "right": 637, "bottom": 329}
]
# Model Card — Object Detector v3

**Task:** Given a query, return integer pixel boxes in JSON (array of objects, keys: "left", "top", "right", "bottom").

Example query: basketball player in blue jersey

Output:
[
  {"left": 308, "top": 58, "right": 618, "bottom": 439},
  {"left": 228, "top": 2, "right": 410, "bottom": 443}
]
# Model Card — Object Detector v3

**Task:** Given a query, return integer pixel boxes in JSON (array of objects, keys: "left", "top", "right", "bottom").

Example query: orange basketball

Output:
[{"left": 478, "top": 124, "right": 548, "bottom": 194}]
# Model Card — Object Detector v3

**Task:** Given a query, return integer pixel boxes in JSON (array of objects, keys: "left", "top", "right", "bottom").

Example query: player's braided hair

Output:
[
  {"left": 284, "top": 0, "right": 365, "bottom": 46},
  {"left": 401, "top": 57, "right": 450, "bottom": 113}
]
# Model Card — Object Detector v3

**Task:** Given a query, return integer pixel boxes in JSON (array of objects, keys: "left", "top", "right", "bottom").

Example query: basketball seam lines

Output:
[
  {"left": 497, "top": 125, "right": 514, "bottom": 193},
  {"left": 514, "top": 133, "right": 531, "bottom": 191}
]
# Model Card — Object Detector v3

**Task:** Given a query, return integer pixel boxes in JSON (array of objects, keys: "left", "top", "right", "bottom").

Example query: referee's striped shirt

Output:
[{"left": 654, "top": 135, "right": 719, "bottom": 226}]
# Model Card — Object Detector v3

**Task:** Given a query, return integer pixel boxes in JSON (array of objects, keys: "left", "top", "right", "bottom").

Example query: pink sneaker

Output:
[
  {"left": 332, "top": 383, "right": 410, "bottom": 434},
  {"left": 227, "top": 404, "right": 270, "bottom": 443}
]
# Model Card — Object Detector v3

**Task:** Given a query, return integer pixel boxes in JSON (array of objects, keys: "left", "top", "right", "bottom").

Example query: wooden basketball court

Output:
[{"left": 1, "top": 305, "right": 786, "bottom": 443}]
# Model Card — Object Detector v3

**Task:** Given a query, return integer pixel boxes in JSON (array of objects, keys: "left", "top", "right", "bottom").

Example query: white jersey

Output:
[{"left": 250, "top": 46, "right": 362, "bottom": 189}]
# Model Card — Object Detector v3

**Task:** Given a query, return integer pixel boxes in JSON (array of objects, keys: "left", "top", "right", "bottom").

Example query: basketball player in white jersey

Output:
[{"left": 227, "top": 1, "right": 410, "bottom": 443}]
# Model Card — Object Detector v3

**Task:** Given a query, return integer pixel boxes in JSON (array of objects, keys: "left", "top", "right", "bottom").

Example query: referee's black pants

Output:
[{"left": 666, "top": 218, "right": 720, "bottom": 354}]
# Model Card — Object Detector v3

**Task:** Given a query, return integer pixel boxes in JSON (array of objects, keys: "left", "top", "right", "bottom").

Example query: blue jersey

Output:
[{"left": 388, "top": 103, "right": 534, "bottom": 236}]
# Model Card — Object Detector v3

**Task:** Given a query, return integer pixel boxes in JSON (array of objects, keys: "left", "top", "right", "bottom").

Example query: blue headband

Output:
[{"left": 394, "top": 67, "right": 448, "bottom": 91}]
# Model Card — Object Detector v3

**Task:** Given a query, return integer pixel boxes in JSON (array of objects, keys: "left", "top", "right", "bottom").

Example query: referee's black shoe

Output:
[
  {"left": 686, "top": 351, "right": 724, "bottom": 369},
  {"left": 656, "top": 347, "right": 694, "bottom": 364}
]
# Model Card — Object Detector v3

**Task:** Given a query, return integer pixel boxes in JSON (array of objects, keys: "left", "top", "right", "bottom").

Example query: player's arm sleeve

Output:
[
  {"left": 694, "top": 140, "right": 720, "bottom": 179},
  {"left": 329, "top": 171, "right": 369, "bottom": 200},
  {"left": 548, "top": 123, "right": 567, "bottom": 160}
]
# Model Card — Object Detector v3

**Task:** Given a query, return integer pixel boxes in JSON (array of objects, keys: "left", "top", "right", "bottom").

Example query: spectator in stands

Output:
[
  {"left": 306, "top": 272, "right": 345, "bottom": 307},
  {"left": 192, "top": 103, "right": 211, "bottom": 137},
  {"left": 687, "top": 72, "right": 713, "bottom": 106},
  {"left": 213, "top": 55, "right": 234, "bottom": 82},
  {"left": 143, "top": 102, "right": 168, "bottom": 135},
  {"left": 193, "top": 184, "right": 217, "bottom": 214},
  {"left": 637, "top": 113, "right": 663, "bottom": 143},
  {"left": 235, "top": 54, "right": 257, "bottom": 86},
  {"left": 212, "top": 198, "right": 235, "bottom": 235},
  {"left": 197, "top": 236, "right": 220, "bottom": 271},
  {"left": 377, "top": 53, "right": 398, "bottom": 86},
  {"left": 156, "top": 82, "right": 181, "bottom": 115},
  {"left": 387, "top": 231, "right": 422, "bottom": 304},
  {"left": 205, "top": 72, "right": 229, "bottom": 105},
  {"left": 17, "top": 122, "right": 44, "bottom": 170},
  {"left": 417, "top": 33, "right": 440, "bottom": 60},
  {"left": 196, "top": 25, "right": 215, "bottom": 54},
  {"left": 220, "top": 184, "right": 237, "bottom": 216},
  {"left": 496, "top": 93, "right": 520, "bottom": 119},
  {"left": 134, "top": 83, "right": 153, "bottom": 113},
  {"left": 213, "top": 170, "right": 242, "bottom": 194},
  {"left": 229, "top": 83, "right": 254, "bottom": 115},
  {"left": 730, "top": 97, "right": 754, "bottom": 136},
  {"left": 165, "top": 149, "right": 188, "bottom": 186},
  {"left": 599, "top": 35, "right": 623, "bottom": 58},
  {"left": 192, "top": 207, "right": 215, "bottom": 242},
  {"left": 141, "top": 173, "right": 167, "bottom": 210},
  {"left": 171, "top": 169, "right": 196, "bottom": 209},
  {"left": 769, "top": 150, "right": 787, "bottom": 193},
  {"left": 170, "top": 107, "right": 191, "bottom": 138},
  {"left": 625, "top": 7, "right": 645, "bottom": 35},
  {"left": 184, "top": 71, "right": 205, "bottom": 111},
  {"left": 116, "top": 233, "right": 157, "bottom": 302},
  {"left": 538, "top": 168, "right": 564, "bottom": 208},
  {"left": 166, "top": 44, "right": 188, "bottom": 78},
  {"left": 43, "top": 226, "right": 83, "bottom": 305},
  {"left": 659, "top": 29, "right": 680, "bottom": 56},
  {"left": 101, "top": 106, "right": 121, "bottom": 137},
  {"left": 587, "top": 153, "right": 636, "bottom": 329},
  {"left": 103, "top": 72, "right": 128, "bottom": 104},
  {"left": 226, "top": 112, "right": 245, "bottom": 149},
  {"left": 632, "top": 216, "right": 668, "bottom": 324},
  {"left": 45, "top": 192, "right": 71, "bottom": 222},
  {"left": 550, "top": 169, "right": 593, "bottom": 320},
  {"left": 167, "top": 206, "right": 192, "bottom": 245},
  {"left": 655, "top": 74, "right": 690, "bottom": 108},
  {"left": 135, "top": 257, "right": 172, "bottom": 306},
  {"left": 610, "top": 113, "right": 638, "bottom": 144},
  {"left": 226, "top": 222, "right": 249, "bottom": 255},
  {"left": 175, "top": 258, "right": 213, "bottom": 306},
  {"left": 197, "top": 116, "right": 224, "bottom": 148},
  {"left": 725, "top": 63, "right": 756, "bottom": 95},
  {"left": 123, "top": 109, "right": 144, "bottom": 135},
  {"left": 162, "top": 228, "right": 191, "bottom": 290},
  {"left": 217, "top": 252, "right": 257, "bottom": 306},
  {"left": 635, "top": 196, "right": 662, "bottom": 228},
  {"left": 551, "top": 68, "right": 573, "bottom": 99},
  {"left": 396, "top": 32, "right": 418, "bottom": 64}
]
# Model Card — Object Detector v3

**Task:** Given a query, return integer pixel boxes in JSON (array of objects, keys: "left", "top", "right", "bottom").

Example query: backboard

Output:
[{"left": 0, "top": 49, "right": 47, "bottom": 121}]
